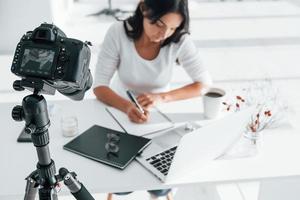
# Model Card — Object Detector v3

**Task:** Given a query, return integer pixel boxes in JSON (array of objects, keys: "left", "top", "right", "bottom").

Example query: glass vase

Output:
[{"left": 220, "top": 131, "right": 262, "bottom": 159}]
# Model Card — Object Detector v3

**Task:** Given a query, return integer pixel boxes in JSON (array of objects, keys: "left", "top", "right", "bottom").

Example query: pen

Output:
[{"left": 126, "top": 90, "right": 145, "bottom": 114}]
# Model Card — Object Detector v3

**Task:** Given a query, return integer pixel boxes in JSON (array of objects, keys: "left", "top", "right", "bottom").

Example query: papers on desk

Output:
[{"left": 106, "top": 107, "right": 174, "bottom": 136}]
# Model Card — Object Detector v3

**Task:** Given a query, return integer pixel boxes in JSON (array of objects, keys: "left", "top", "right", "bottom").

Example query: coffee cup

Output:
[{"left": 203, "top": 87, "right": 226, "bottom": 119}]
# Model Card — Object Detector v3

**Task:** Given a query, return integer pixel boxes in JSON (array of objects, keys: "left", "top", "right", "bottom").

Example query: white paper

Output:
[{"left": 106, "top": 107, "right": 174, "bottom": 136}]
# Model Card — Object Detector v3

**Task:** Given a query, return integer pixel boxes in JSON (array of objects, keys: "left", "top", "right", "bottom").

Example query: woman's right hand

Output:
[{"left": 126, "top": 104, "right": 149, "bottom": 123}]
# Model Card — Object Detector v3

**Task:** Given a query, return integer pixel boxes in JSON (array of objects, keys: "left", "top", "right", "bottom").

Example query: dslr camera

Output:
[{"left": 11, "top": 23, "right": 92, "bottom": 100}]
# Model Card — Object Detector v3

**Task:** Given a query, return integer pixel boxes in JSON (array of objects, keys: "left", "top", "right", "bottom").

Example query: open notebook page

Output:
[{"left": 105, "top": 106, "right": 174, "bottom": 136}]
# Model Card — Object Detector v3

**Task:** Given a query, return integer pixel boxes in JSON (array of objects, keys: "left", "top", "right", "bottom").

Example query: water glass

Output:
[{"left": 61, "top": 115, "right": 78, "bottom": 137}]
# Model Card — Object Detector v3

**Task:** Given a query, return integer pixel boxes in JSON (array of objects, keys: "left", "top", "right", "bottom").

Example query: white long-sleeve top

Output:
[{"left": 93, "top": 21, "right": 212, "bottom": 97}]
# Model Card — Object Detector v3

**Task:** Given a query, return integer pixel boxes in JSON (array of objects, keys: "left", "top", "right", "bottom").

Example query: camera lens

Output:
[{"left": 57, "top": 71, "right": 93, "bottom": 101}]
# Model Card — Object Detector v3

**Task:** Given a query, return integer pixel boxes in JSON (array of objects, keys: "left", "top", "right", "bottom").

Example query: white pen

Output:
[{"left": 126, "top": 90, "right": 145, "bottom": 114}]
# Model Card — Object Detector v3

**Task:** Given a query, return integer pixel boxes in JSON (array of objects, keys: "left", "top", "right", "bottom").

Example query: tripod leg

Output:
[
  {"left": 59, "top": 167, "right": 95, "bottom": 200},
  {"left": 38, "top": 188, "right": 59, "bottom": 200},
  {"left": 24, "top": 172, "right": 39, "bottom": 200},
  {"left": 24, "top": 177, "right": 38, "bottom": 200}
]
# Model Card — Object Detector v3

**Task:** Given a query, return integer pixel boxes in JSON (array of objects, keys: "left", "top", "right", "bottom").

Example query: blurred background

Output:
[
  {"left": 0, "top": 0, "right": 300, "bottom": 199},
  {"left": 1, "top": 0, "right": 299, "bottom": 102}
]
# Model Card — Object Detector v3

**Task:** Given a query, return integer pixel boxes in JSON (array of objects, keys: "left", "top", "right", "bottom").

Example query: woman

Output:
[{"left": 93, "top": 0, "right": 212, "bottom": 199}]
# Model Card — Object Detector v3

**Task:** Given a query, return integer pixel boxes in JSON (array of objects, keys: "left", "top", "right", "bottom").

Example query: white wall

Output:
[{"left": 0, "top": 0, "right": 73, "bottom": 54}]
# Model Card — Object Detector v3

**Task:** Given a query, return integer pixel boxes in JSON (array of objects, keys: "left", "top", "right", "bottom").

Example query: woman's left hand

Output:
[{"left": 137, "top": 93, "right": 164, "bottom": 109}]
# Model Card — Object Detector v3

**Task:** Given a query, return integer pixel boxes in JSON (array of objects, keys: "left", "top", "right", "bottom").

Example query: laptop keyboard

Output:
[{"left": 146, "top": 146, "right": 177, "bottom": 176}]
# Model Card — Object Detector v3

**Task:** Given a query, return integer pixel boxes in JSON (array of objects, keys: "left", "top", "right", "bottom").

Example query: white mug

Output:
[{"left": 203, "top": 87, "right": 226, "bottom": 119}]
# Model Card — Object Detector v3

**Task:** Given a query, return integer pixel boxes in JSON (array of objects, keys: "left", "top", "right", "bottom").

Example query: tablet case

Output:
[{"left": 63, "top": 125, "right": 151, "bottom": 169}]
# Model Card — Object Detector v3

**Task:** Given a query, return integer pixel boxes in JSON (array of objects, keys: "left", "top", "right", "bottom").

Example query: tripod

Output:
[{"left": 12, "top": 79, "right": 95, "bottom": 200}]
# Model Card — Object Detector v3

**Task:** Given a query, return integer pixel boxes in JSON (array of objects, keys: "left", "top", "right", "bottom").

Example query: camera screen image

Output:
[
  {"left": 20, "top": 48, "right": 55, "bottom": 75},
  {"left": 11, "top": 23, "right": 93, "bottom": 100}
]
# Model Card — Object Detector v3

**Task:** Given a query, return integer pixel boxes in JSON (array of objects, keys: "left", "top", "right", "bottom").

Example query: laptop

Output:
[{"left": 136, "top": 107, "right": 255, "bottom": 182}]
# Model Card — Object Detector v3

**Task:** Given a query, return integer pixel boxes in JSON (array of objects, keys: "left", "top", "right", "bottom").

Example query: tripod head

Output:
[
  {"left": 12, "top": 79, "right": 53, "bottom": 135},
  {"left": 13, "top": 78, "right": 56, "bottom": 95}
]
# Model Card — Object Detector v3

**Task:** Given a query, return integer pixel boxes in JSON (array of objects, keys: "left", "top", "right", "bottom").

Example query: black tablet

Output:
[{"left": 63, "top": 125, "right": 151, "bottom": 169}]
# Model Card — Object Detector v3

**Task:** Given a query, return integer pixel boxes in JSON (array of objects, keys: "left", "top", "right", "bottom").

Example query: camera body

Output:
[{"left": 11, "top": 23, "right": 91, "bottom": 91}]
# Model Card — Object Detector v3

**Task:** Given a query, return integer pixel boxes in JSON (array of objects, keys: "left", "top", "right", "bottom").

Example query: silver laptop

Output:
[{"left": 136, "top": 107, "right": 255, "bottom": 182}]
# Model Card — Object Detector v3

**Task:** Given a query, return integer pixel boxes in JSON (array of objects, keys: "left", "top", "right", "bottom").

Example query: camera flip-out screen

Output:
[{"left": 20, "top": 48, "right": 55, "bottom": 76}]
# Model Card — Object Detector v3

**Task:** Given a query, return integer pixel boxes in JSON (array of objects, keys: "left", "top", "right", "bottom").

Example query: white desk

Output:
[{"left": 0, "top": 97, "right": 300, "bottom": 200}]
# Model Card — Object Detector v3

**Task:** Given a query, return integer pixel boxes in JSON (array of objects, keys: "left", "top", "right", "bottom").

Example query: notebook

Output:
[
  {"left": 63, "top": 125, "right": 152, "bottom": 169},
  {"left": 105, "top": 106, "right": 174, "bottom": 136}
]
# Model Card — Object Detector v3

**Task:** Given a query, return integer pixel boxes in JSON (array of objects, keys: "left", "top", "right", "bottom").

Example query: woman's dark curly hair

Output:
[{"left": 123, "top": 0, "right": 190, "bottom": 47}]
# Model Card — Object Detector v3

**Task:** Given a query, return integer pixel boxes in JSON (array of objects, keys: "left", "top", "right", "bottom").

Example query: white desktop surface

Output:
[{"left": 1, "top": 97, "right": 300, "bottom": 199}]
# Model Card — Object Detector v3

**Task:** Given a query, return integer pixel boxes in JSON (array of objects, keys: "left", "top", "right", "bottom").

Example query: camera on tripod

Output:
[
  {"left": 11, "top": 23, "right": 92, "bottom": 100},
  {"left": 10, "top": 23, "right": 95, "bottom": 200}
]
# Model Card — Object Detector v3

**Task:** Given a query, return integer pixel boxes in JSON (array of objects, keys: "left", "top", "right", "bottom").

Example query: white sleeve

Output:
[
  {"left": 177, "top": 36, "right": 213, "bottom": 85},
  {"left": 93, "top": 23, "right": 120, "bottom": 88}
]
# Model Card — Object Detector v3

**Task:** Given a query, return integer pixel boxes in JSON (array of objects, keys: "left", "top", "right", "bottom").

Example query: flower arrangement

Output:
[
  {"left": 222, "top": 95, "right": 245, "bottom": 112},
  {"left": 223, "top": 96, "right": 276, "bottom": 134},
  {"left": 246, "top": 108, "right": 273, "bottom": 134},
  {"left": 222, "top": 80, "right": 287, "bottom": 135},
  {"left": 220, "top": 80, "right": 289, "bottom": 158}
]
